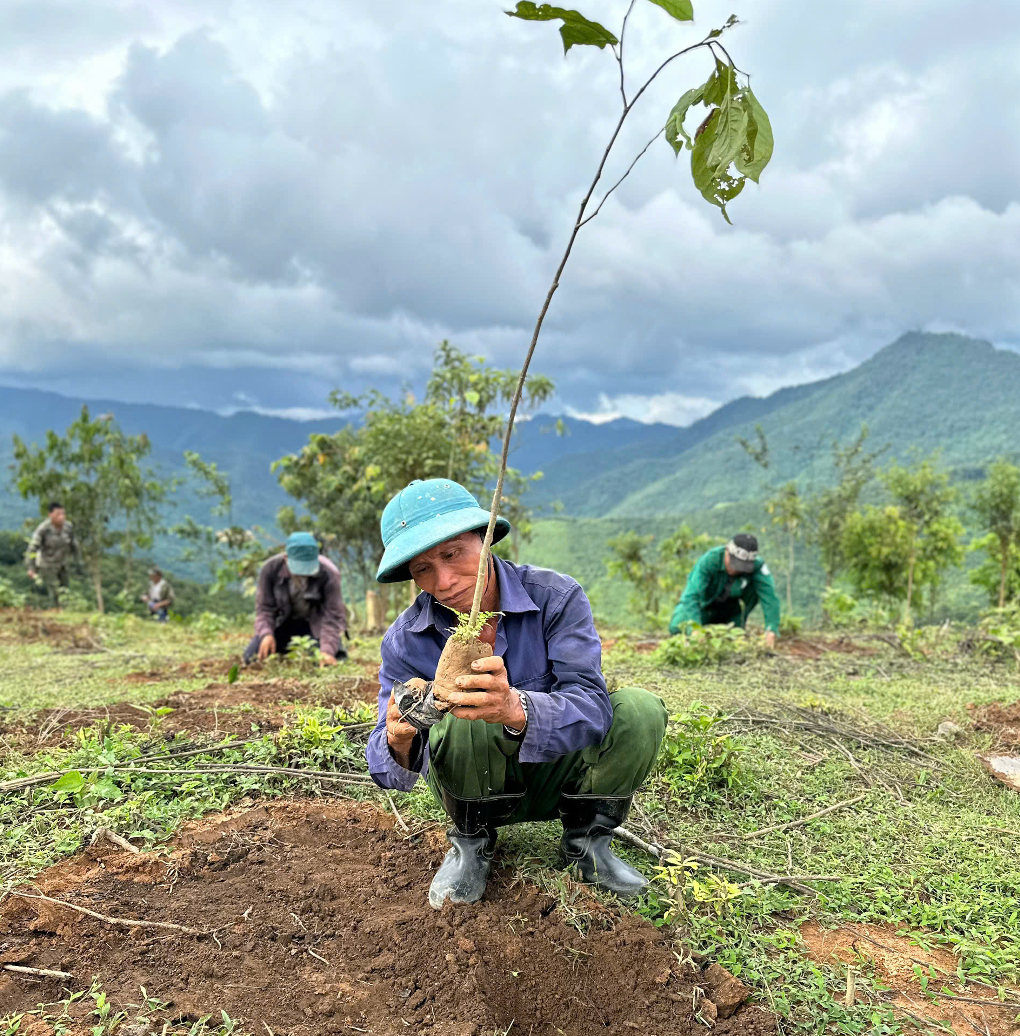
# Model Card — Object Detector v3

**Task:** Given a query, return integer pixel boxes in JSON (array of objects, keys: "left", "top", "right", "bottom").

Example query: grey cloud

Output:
[
  {"left": 0, "top": 92, "right": 128, "bottom": 204},
  {"left": 0, "top": 0, "right": 1017, "bottom": 422}
]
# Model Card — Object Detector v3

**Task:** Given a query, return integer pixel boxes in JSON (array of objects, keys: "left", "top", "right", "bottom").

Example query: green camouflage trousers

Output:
[
  {"left": 426, "top": 686, "right": 667, "bottom": 822},
  {"left": 38, "top": 565, "right": 70, "bottom": 608}
]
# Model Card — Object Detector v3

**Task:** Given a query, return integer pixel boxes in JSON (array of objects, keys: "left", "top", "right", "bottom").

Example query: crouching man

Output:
[
  {"left": 243, "top": 532, "right": 348, "bottom": 666},
  {"left": 366, "top": 479, "right": 667, "bottom": 909}
]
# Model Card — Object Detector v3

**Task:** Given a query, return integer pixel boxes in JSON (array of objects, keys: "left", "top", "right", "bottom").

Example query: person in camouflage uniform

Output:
[
  {"left": 25, "top": 502, "right": 81, "bottom": 608},
  {"left": 141, "top": 567, "right": 175, "bottom": 622}
]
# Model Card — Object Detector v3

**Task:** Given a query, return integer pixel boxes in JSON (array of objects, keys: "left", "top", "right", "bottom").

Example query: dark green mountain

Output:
[
  {"left": 2, "top": 331, "right": 1015, "bottom": 561},
  {"left": 601, "top": 332, "right": 1020, "bottom": 517}
]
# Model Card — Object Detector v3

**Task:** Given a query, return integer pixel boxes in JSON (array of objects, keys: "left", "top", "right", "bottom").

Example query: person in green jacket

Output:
[{"left": 668, "top": 534, "right": 780, "bottom": 649}]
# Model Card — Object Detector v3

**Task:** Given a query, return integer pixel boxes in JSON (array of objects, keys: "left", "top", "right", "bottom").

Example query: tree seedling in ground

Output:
[{"left": 429, "top": 0, "right": 774, "bottom": 681}]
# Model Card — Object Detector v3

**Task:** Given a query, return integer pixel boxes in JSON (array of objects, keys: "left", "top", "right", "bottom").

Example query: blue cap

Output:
[
  {"left": 376, "top": 479, "right": 511, "bottom": 583},
  {"left": 285, "top": 531, "right": 321, "bottom": 576}
]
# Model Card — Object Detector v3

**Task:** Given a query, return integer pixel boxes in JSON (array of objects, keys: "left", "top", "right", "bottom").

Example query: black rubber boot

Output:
[
  {"left": 557, "top": 794, "right": 648, "bottom": 899},
  {"left": 428, "top": 788, "right": 524, "bottom": 910}
]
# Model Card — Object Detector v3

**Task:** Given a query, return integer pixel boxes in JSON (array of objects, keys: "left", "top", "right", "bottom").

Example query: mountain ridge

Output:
[{"left": 2, "top": 332, "right": 1016, "bottom": 537}]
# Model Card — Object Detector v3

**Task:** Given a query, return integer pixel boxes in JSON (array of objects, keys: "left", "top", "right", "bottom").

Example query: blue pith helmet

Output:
[
  {"left": 285, "top": 531, "right": 321, "bottom": 576},
  {"left": 376, "top": 479, "right": 511, "bottom": 583}
]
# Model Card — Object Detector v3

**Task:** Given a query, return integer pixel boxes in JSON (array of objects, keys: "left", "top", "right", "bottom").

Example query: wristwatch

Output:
[{"left": 503, "top": 688, "right": 529, "bottom": 739}]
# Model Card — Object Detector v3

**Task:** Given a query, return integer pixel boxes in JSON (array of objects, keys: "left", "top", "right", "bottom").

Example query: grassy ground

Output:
[{"left": 2, "top": 609, "right": 1020, "bottom": 1034}]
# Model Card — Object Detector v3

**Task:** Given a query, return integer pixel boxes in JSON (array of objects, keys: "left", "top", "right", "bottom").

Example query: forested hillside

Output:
[
  {"left": 2, "top": 331, "right": 1016, "bottom": 624},
  {"left": 531, "top": 333, "right": 1020, "bottom": 517}
]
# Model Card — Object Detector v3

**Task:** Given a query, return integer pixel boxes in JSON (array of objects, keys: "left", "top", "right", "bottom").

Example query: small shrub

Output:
[
  {"left": 285, "top": 634, "right": 321, "bottom": 668},
  {"left": 648, "top": 857, "right": 747, "bottom": 925},
  {"left": 779, "top": 613, "right": 804, "bottom": 635},
  {"left": 821, "top": 586, "right": 859, "bottom": 628},
  {"left": 977, "top": 604, "right": 1020, "bottom": 667},
  {"left": 0, "top": 577, "right": 27, "bottom": 608},
  {"left": 652, "top": 624, "right": 748, "bottom": 668},
  {"left": 655, "top": 702, "right": 743, "bottom": 800},
  {"left": 191, "top": 611, "right": 231, "bottom": 635}
]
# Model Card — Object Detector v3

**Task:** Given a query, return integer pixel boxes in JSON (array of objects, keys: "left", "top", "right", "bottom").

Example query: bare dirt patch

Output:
[
  {"left": 801, "top": 921, "right": 1019, "bottom": 1036},
  {"left": 0, "top": 800, "right": 774, "bottom": 1035},
  {"left": 0, "top": 677, "right": 379, "bottom": 750},
  {"left": 0, "top": 615, "right": 103, "bottom": 652},
  {"left": 969, "top": 700, "right": 1020, "bottom": 746},
  {"left": 781, "top": 636, "right": 878, "bottom": 660}
]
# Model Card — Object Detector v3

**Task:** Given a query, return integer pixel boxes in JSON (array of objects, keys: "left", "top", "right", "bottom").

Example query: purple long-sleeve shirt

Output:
[{"left": 365, "top": 557, "right": 612, "bottom": 791}]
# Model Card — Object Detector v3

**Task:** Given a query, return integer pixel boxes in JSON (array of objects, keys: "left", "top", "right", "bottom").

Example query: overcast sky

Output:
[{"left": 0, "top": 0, "right": 1017, "bottom": 424}]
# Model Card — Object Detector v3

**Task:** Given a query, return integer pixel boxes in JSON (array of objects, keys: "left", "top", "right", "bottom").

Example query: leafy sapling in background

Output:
[{"left": 432, "top": 0, "right": 774, "bottom": 688}]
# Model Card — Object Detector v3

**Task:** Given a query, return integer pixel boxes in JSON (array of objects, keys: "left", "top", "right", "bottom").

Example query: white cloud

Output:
[
  {"left": 0, "top": 0, "right": 1015, "bottom": 416},
  {"left": 568, "top": 391, "right": 720, "bottom": 427}
]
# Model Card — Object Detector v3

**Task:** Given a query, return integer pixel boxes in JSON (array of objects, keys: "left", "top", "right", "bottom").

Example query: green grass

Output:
[
  {"left": 4, "top": 608, "right": 1020, "bottom": 1033},
  {"left": 601, "top": 640, "right": 1020, "bottom": 1033}
]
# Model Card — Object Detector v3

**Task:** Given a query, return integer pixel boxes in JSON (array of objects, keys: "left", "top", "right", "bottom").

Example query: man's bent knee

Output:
[
  {"left": 607, "top": 687, "right": 668, "bottom": 742},
  {"left": 428, "top": 715, "right": 520, "bottom": 801}
]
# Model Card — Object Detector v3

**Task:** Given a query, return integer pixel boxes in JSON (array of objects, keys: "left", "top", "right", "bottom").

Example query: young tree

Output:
[
  {"left": 170, "top": 451, "right": 265, "bottom": 593},
  {"left": 882, "top": 456, "right": 964, "bottom": 624},
  {"left": 971, "top": 459, "right": 1020, "bottom": 608},
  {"left": 605, "top": 531, "right": 659, "bottom": 627},
  {"left": 842, "top": 456, "right": 965, "bottom": 624},
  {"left": 606, "top": 522, "right": 714, "bottom": 628},
  {"left": 463, "top": 1, "right": 773, "bottom": 634},
  {"left": 809, "top": 426, "right": 887, "bottom": 588},
  {"left": 765, "top": 481, "right": 803, "bottom": 615},
  {"left": 273, "top": 342, "right": 554, "bottom": 614},
  {"left": 11, "top": 406, "right": 162, "bottom": 612}
]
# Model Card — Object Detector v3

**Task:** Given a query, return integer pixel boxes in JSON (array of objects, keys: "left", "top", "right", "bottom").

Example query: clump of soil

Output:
[
  {"left": 432, "top": 635, "right": 492, "bottom": 707},
  {"left": 0, "top": 801, "right": 774, "bottom": 1035},
  {"left": 969, "top": 700, "right": 1020, "bottom": 746},
  {"left": 801, "top": 921, "right": 1019, "bottom": 1036}
]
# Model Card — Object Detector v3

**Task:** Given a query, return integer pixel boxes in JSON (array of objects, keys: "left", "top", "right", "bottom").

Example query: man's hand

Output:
[
  {"left": 320, "top": 652, "right": 338, "bottom": 667},
  {"left": 386, "top": 689, "right": 419, "bottom": 769},
  {"left": 764, "top": 630, "right": 777, "bottom": 650},
  {"left": 448, "top": 656, "right": 526, "bottom": 729},
  {"left": 27, "top": 568, "right": 36, "bottom": 581},
  {"left": 257, "top": 634, "right": 277, "bottom": 661}
]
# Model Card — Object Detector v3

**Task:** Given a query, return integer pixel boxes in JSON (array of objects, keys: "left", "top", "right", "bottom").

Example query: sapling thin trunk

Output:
[
  {"left": 457, "top": 1, "right": 773, "bottom": 637},
  {"left": 426, "top": 2, "right": 773, "bottom": 699}
]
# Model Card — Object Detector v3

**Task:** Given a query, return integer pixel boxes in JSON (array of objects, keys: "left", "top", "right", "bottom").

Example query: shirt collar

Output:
[{"left": 408, "top": 556, "right": 539, "bottom": 634}]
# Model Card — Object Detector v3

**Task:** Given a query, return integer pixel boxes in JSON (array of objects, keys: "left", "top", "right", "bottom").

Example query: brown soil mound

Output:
[
  {"left": 0, "top": 677, "right": 379, "bottom": 750},
  {"left": 802, "top": 921, "right": 1019, "bottom": 1036},
  {"left": 969, "top": 700, "right": 1020, "bottom": 745},
  {"left": 0, "top": 615, "right": 103, "bottom": 652},
  {"left": 781, "top": 636, "right": 877, "bottom": 659},
  {"left": 0, "top": 801, "right": 774, "bottom": 1035}
]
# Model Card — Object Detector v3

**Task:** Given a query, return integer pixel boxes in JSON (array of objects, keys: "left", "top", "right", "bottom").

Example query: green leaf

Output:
[
  {"left": 51, "top": 771, "right": 85, "bottom": 794},
  {"left": 227, "top": 663, "right": 239, "bottom": 685},
  {"left": 734, "top": 87, "right": 774, "bottom": 183},
  {"left": 506, "top": 2, "right": 618, "bottom": 53},
  {"left": 706, "top": 95, "right": 749, "bottom": 177},
  {"left": 690, "top": 112, "right": 745, "bottom": 223},
  {"left": 645, "top": 0, "right": 694, "bottom": 20},
  {"left": 92, "top": 777, "right": 124, "bottom": 802},
  {"left": 463, "top": 390, "right": 481, "bottom": 406},
  {"left": 702, "top": 60, "right": 737, "bottom": 107},
  {"left": 664, "top": 85, "right": 706, "bottom": 155}
]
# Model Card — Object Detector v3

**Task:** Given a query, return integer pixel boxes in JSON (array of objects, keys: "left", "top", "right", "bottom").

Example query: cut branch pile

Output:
[
  {"left": 726, "top": 700, "right": 946, "bottom": 769},
  {"left": 614, "top": 825, "right": 839, "bottom": 896}
]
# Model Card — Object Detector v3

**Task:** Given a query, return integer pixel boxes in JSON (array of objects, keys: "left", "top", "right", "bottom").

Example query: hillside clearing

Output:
[{"left": 2, "top": 610, "right": 1020, "bottom": 1034}]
